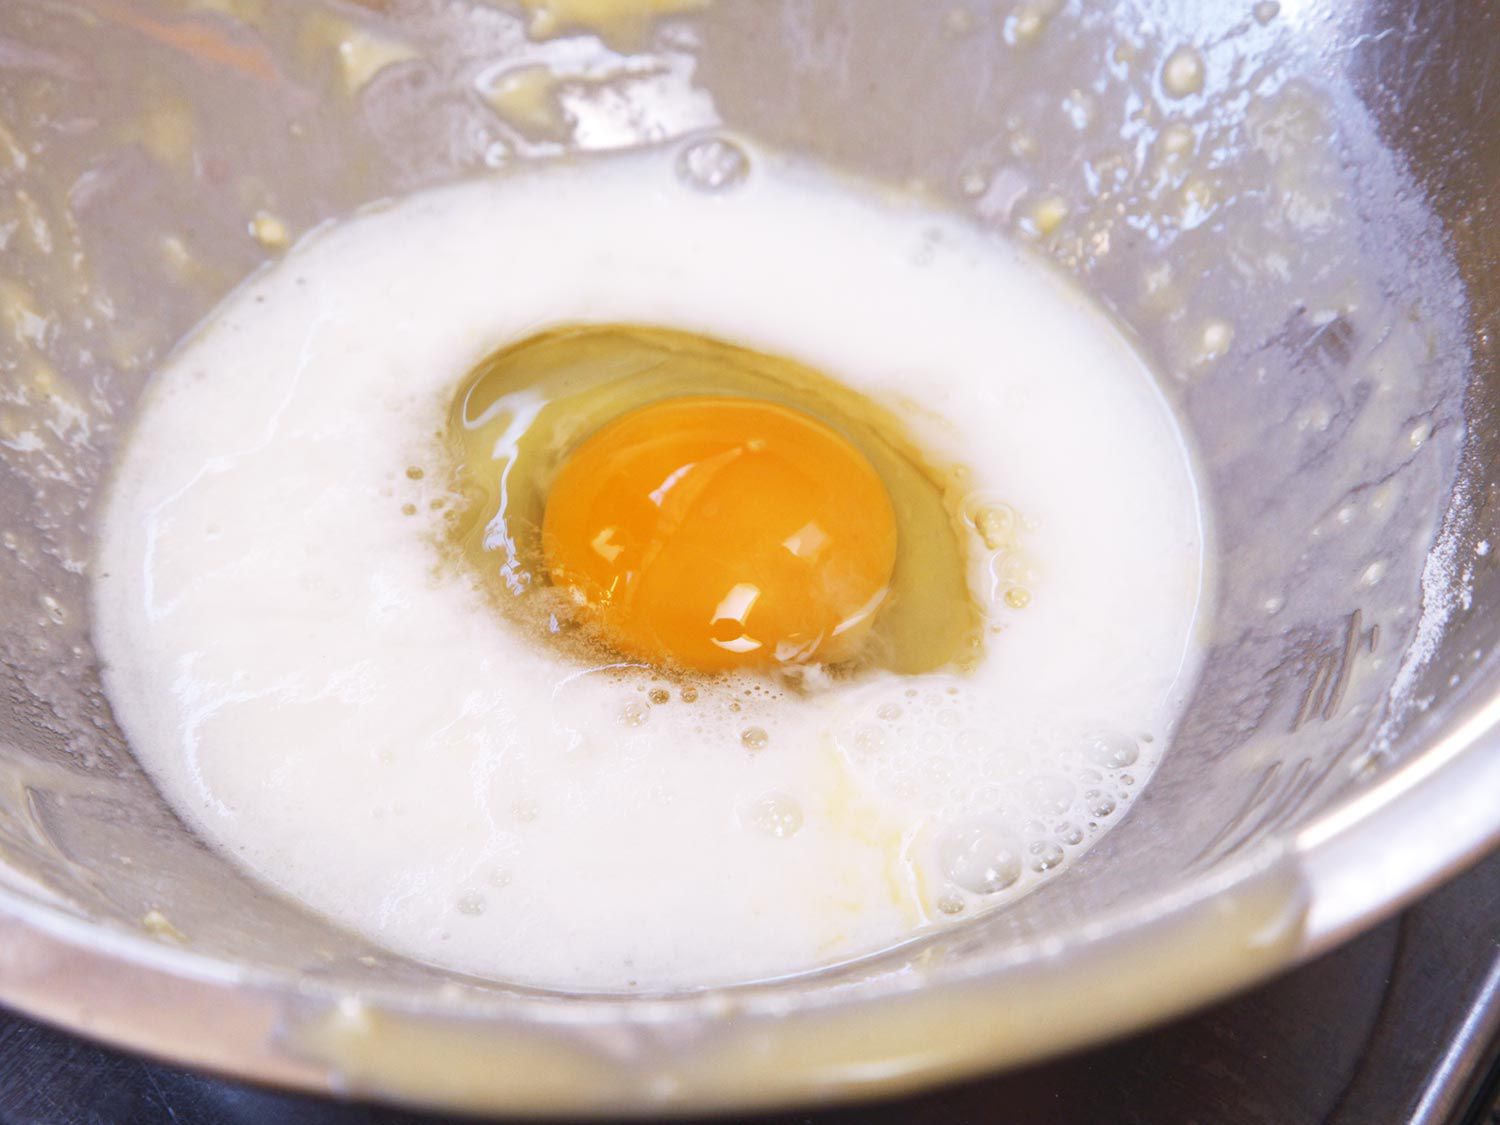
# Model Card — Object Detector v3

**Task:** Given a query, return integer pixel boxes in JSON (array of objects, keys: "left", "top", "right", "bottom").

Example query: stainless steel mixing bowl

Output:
[{"left": 1, "top": 0, "right": 1497, "bottom": 1114}]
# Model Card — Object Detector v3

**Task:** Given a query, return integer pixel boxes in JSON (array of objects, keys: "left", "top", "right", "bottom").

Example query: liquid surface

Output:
[{"left": 93, "top": 146, "right": 1207, "bottom": 990}]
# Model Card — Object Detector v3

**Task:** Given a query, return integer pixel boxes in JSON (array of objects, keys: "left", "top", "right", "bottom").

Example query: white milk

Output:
[{"left": 93, "top": 145, "right": 1207, "bottom": 990}]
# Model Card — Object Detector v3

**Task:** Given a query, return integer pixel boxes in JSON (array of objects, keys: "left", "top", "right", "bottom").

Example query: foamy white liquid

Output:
[{"left": 93, "top": 146, "right": 1207, "bottom": 990}]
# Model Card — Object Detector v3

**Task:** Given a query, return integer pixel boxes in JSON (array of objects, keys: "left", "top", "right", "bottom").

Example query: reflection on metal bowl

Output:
[{"left": 0, "top": 0, "right": 1495, "bottom": 1114}]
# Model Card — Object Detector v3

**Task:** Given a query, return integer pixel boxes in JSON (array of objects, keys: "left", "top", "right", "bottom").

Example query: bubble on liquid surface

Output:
[
  {"left": 1162, "top": 46, "right": 1205, "bottom": 98},
  {"left": 1029, "top": 840, "right": 1065, "bottom": 872},
  {"left": 939, "top": 818, "right": 1023, "bottom": 894},
  {"left": 677, "top": 137, "right": 750, "bottom": 193},
  {"left": 748, "top": 792, "right": 804, "bottom": 839},
  {"left": 1024, "top": 773, "right": 1075, "bottom": 816},
  {"left": 1083, "top": 732, "right": 1139, "bottom": 769}
]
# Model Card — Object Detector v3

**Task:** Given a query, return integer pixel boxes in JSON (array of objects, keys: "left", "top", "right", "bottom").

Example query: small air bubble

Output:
[
  {"left": 1004, "top": 587, "right": 1032, "bottom": 609},
  {"left": 456, "top": 893, "right": 486, "bottom": 916},
  {"left": 877, "top": 703, "right": 903, "bottom": 721},
  {"left": 648, "top": 688, "right": 670, "bottom": 705},
  {"left": 955, "top": 729, "right": 985, "bottom": 754},
  {"left": 1085, "top": 790, "right": 1116, "bottom": 818},
  {"left": 741, "top": 726, "right": 769, "bottom": 752},
  {"left": 851, "top": 725, "right": 887, "bottom": 757},
  {"left": 401, "top": 502, "right": 418, "bottom": 516},
  {"left": 748, "top": 792, "right": 803, "bottom": 838},
  {"left": 987, "top": 746, "right": 1035, "bottom": 779},
  {"left": 681, "top": 686, "right": 698, "bottom": 703},
  {"left": 1029, "top": 840, "right": 1065, "bottom": 872},
  {"left": 1162, "top": 46, "right": 1205, "bottom": 98},
  {"left": 405, "top": 465, "right": 424, "bottom": 480},
  {"left": 676, "top": 137, "right": 750, "bottom": 193},
  {"left": 1083, "top": 732, "right": 1139, "bottom": 769},
  {"left": 1023, "top": 774, "right": 1075, "bottom": 816},
  {"left": 621, "top": 701, "right": 650, "bottom": 727},
  {"left": 1057, "top": 822, "right": 1084, "bottom": 846},
  {"left": 939, "top": 819, "right": 1023, "bottom": 894},
  {"left": 936, "top": 893, "right": 966, "bottom": 915},
  {"left": 1197, "top": 318, "right": 1234, "bottom": 363}
]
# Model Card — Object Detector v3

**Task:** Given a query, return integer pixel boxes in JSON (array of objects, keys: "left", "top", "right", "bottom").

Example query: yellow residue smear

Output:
[
  {"left": 817, "top": 744, "right": 926, "bottom": 930},
  {"left": 514, "top": 0, "right": 709, "bottom": 46},
  {"left": 123, "top": 94, "right": 197, "bottom": 171},
  {"left": 142, "top": 909, "right": 187, "bottom": 942},
  {"left": 299, "top": 12, "right": 417, "bottom": 95},
  {"left": 483, "top": 66, "right": 568, "bottom": 137},
  {"left": 185, "top": 0, "right": 270, "bottom": 28}
]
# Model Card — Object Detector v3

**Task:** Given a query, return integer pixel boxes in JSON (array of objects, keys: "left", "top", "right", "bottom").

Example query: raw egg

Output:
[
  {"left": 542, "top": 395, "right": 898, "bottom": 671},
  {"left": 447, "top": 323, "right": 983, "bottom": 676}
]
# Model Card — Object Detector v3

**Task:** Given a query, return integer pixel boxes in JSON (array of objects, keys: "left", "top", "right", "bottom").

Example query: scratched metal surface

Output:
[{"left": 0, "top": 844, "right": 1495, "bottom": 1125}]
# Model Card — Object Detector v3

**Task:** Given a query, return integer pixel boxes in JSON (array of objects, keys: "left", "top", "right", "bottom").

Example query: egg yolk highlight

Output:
[{"left": 542, "top": 396, "right": 898, "bottom": 672}]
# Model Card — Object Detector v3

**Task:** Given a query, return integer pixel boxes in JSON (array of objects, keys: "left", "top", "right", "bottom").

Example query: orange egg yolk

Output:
[{"left": 541, "top": 396, "right": 899, "bottom": 672}]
